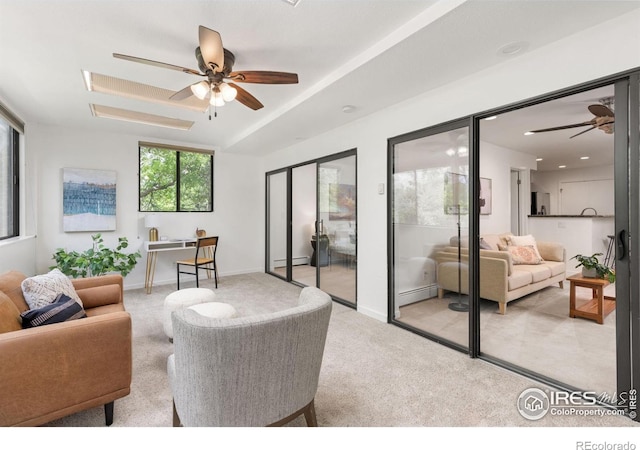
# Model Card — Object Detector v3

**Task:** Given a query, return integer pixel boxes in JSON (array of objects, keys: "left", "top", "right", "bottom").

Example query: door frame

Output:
[
  {"left": 387, "top": 66, "right": 640, "bottom": 419},
  {"left": 265, "top": 148, "right": 358, "bottom": 308}
]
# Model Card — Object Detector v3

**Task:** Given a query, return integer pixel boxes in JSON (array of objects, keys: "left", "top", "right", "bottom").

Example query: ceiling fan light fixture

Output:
[
  {"left": 210, "top": 88, "right": 225, "bottom": 107},
  {"left": 219, "top": 83, "right": 237, "bottom": 102},
  {"left": 191, "top": 81, "right": 210, "bottom": 100}
]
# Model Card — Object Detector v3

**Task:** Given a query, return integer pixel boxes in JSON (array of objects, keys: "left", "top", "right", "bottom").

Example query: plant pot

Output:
[{"left": 582, "top": 267, "right": 598, "bottom": 278}]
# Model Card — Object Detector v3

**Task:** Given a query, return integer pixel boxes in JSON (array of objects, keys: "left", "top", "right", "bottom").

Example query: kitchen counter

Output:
[
  {"left": 528, "top": 215, "right": 614, "bottom": 218},
  {"left": 528, "top": 215, "right": 614, "bottom": 267}
]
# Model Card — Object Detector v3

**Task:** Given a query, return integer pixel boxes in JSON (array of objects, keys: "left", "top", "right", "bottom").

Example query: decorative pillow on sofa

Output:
[
  {"left": 21, "top": 269, "right": 83, "bottom": 310},
  {"left": 479, "top": 238, "right": 492, "bottom": 250},
  {"left": 506, "top": 234, "right": 544, "bottom": 261},
  {"left": 505, "top": 245, "right": 543, "bottom": 265},
  {"left": 20, "top": 293, "right": 87, "bottom": 329}
]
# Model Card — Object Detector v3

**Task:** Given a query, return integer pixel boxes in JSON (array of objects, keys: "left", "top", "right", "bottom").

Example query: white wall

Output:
[
  {"left": 26, "top": 124, "right": 264, "bottom": 290},
  {"left": 480, "top": 142, "right": 537, "bottom": 234},
  {"left": 531, "top": 165, "right": 615, "bottom": 216},
  {"left": 262, "top": 10, "right": 640, "bottom": 322}
]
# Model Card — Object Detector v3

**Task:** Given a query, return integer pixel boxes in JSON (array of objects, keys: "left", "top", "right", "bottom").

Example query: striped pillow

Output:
[{"left": 20, "top": 294, "right": 87, "bottom": 329}]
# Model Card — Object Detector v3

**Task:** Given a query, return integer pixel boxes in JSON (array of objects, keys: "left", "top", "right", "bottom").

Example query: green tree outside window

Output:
[{"left": 139, "top": 145, "right": 213, "bottom": 212}]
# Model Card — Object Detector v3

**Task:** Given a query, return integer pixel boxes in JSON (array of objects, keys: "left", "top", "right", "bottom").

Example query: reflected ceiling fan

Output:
[
  {"left": 113, "top": 25, "right": 298, "bottom": 117},
  {"left": 526, "top": 98, "right": 614, "bottom": 139}
]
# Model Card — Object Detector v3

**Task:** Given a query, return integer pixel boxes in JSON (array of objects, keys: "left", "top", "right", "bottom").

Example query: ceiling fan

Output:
[
  {"left": 113, "top": 26, "right": 298, "bottom": 116},
  {"left": 526, "top": 98, "right": 614, "bottom": 139}
]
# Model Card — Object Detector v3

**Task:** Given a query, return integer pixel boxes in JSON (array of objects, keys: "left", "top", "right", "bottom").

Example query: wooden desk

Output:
[
  {"left": 144, "top": 239, "right": 197, "bottom": 294},
  {"left": 567, "top": 274, "right": 615, "bottom": 324}
]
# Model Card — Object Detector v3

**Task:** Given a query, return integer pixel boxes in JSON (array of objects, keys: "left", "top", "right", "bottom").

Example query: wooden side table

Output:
[{"left": 567, "top": 274, "right": 616, "bottom": 324}]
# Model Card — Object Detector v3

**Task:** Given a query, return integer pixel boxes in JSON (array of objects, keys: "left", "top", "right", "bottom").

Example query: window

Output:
[
  {"left": 139, "top": 143, "right": 213, "bottom": 212},
  {"left": 0, "top": 117, "right": 19, "bottom": 240}
]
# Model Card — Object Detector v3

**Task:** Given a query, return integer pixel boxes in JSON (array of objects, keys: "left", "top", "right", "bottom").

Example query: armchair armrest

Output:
[{"left": 0, "top": 311, "right": 132, "bottom": 426}]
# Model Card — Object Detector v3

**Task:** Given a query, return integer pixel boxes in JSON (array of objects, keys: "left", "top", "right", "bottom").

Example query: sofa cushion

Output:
[
  {"left": 0, "top": 292, "right": 22, "bottom": 333},
  {"left": 0, "top": 270, "right": 29, "bottom": 312},
  {"left": 517, "top": 264, "right": 552, "bottom": 283},
  {"left": 506, "top": 234, "right": 544, "bottom": 261},
  {"left": 504, "top": 245, "right": 543, "bottom": 265},
  {"left": 537, "top": 241, "right": 564, "bottom": 262},
  {"left": 20, "top": 293, "right": 87, "bottom": 328},
  {"left": 508, "top": 270, "right": 533, "bottom": 291},
  {"left": 21, "top": 269, "right": 83, "bottom": 310},
  {"left": 543, "top": 260, "right": 565, "bottom": 277}
]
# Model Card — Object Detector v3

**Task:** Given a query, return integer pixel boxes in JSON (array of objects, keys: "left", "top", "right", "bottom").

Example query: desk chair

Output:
[{"left": 176, "top": 236, "right": 219, "bottom": 289}]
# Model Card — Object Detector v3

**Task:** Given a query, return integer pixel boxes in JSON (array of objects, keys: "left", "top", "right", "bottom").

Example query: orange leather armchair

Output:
[{"left": 0, "top": 271, "right": 132, "bottom": 427}]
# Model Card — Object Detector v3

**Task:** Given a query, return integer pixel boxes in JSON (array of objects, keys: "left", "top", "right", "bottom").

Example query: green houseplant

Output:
[
  {"left": 51, "top": 233, "right": 141, "bottom": 278},
  {"left": 571, "top": 253, "right": 615, "bottom": 283}
]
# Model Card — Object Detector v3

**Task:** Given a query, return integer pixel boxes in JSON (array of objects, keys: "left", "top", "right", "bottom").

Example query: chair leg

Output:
[
  {"left": 214, "top": 261, "right": 218, "bottom": 288},
  {"left": 172, "top": 399, "right": 182, "bottom": 427},
  {"left": 104, "top": 401, "right": 114, "bottom": 426},
  {"left": 303, "top": 399, "right": 318, "bottom": 427},
  {"left": 195, "top": 264, "right": 200, "bottom": 287},
  {"left": 176, "top": 264, "right": 180, "bottom": 290}
]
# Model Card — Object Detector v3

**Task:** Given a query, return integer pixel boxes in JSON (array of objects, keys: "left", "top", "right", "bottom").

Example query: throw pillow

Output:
[
  {"left": 21, "top": 269, "right": 83, "bottom": 310},
  {"left": 479, "top": 238, "right": 492, "bottom": 250},
  {"left": 507, "top": 234, "right": 544, "bottom": 261},
  {"left": 20, "top": 293, "right": 87, "bottom": 329},
  {"left": 506, "top": 245, "right": 543, "bottom": 265}
]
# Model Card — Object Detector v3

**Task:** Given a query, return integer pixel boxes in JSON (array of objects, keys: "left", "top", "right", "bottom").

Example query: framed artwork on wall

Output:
[
  {"left": 63, "top": 168, "right": 117, "bottom": 232},
  {"left": 480, "top": 177, "right": 492, "bottom": 215}
]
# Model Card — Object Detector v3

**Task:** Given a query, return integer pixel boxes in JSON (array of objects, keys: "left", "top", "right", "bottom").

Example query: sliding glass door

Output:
[
  {"left": 389, "top": 120, "right": 470, "bottom": 350},
  {"left": 266, "top": 150, "right": 357, "bottom": 307},
  {"left": 388, "top": 69, "right": 640, "bottom": 421}
]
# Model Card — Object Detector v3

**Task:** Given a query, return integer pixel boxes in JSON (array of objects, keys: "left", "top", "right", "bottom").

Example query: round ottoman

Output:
[
  {"left": 188, "top": 302, "right": 237, "bottom": 319},
  {"left": 163, "top": 288, "right": 217, "bottom": 340}
]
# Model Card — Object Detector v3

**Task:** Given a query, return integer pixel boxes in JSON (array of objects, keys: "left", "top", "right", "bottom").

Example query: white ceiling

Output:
[{"left": 1, "top": 0, "right": 638, "bottom": 157}]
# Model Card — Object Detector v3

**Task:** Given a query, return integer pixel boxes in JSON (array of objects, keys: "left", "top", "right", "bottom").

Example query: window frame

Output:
[
  {"left": 138, "top": 142, "right": 214, "bottom": 213},
  {"left": 0, "top": 121, "right": 19, "bottom": 241}
]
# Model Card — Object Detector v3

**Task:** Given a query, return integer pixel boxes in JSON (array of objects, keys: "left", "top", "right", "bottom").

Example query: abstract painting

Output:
[
  {"left": 63, "top": 168, "right": 116, "bottom": 232},
  {"left": 328, "top": 184, "right": 356, "bottom": 220}
]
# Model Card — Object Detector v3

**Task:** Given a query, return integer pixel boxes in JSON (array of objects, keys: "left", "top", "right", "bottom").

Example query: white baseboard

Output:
[{"left": 356, "top": 304, "right": 387, "bottom": 323}]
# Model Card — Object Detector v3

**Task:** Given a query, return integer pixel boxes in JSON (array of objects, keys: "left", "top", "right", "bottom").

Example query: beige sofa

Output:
[{"left": 434, "top": 234, "right": 566, "bottom": 314}]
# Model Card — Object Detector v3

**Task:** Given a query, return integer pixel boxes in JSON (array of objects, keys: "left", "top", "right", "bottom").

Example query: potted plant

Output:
[
  {"left": 51, "top": 233, "right": 141, "bottom": 278},
  {"left": 571, "top": 253, "right": 615, "bottom": 283}
]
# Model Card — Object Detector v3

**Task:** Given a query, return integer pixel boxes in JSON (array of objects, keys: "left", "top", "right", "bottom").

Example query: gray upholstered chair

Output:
[{"left": 167, "top": 286, "right": 332, "bottom": 427}]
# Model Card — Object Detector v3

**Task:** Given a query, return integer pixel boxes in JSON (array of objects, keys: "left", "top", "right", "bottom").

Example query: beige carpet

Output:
[
  {"left": 43, "top": 273, "right": 634, "bottom": 431},
  {"left": 398, "top": 282, "right": 617, "bottom": 396}
]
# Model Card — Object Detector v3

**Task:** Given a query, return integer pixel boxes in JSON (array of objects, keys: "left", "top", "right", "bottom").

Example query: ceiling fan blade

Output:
[
  {"left": 198, "top": 26, "right": 224, "bottom": 73},
  {"left": 170, "top": 85, "right": 196, "bottom": 101},
  {"left": 588, "top": 104, "right": 614, "bottom": 118},
  {"left": 230, "top": 83, "right": 264, "bottom": 110},
  {"left": 569, "top": 126, "right": 597, "bottom": 139},
  {"left": 527, "top": 121, "right": 594, "bottom": 134},
  {"left": 113, "top": 53, "right": 203, "bottom": 76},
  {"left": 229, "top": 71, "right": 299, "bottom": 84}
]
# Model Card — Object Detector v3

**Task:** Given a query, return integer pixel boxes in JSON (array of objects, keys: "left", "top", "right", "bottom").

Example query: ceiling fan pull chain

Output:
[{"left": 208, "top": 105, "right": 212, "bottom": 121}]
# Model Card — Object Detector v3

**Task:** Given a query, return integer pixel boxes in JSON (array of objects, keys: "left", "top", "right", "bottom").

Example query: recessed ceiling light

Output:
[
  {"left": 558, "top": 165, "right": 567, "bottom": 169},
  {"left": 82, "top": 70, "right": 93, "bottom": 91},
  {"left": 484, "top": 116, "right": 498, "bottom": 121},
  {"left": 580, "top": 156, "right": 590, "bottom": 160},
  {"left": 342, "top": 105, "right": 356, "bottom": 113},
  {"left": 498, "top": 41, "right": 529, "bottom": 57},
  {"left": 524, "top": 131, "right": 535, "bottom": 136},
  {"left": 536, "top": 158, "right": 543, "bottom": 161}
]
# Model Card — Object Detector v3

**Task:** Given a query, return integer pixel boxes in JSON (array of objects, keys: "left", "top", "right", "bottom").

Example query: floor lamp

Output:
[{"left": 448, "top": 204, "right": 469, "bottom": 312}]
